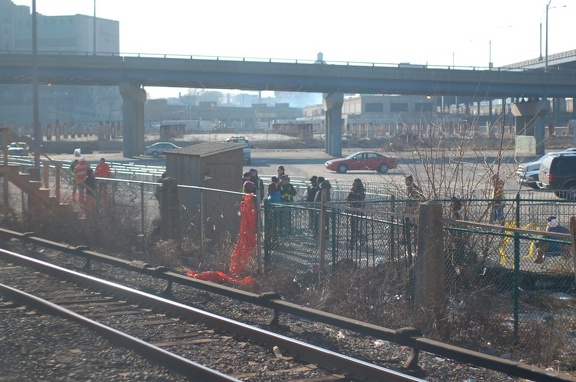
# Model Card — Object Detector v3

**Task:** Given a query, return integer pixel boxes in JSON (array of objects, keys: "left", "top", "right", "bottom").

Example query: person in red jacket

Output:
[
  {"left": 73, "top": 157, "right": 90, "bottom": 204},
  {"left": 94, "top": 157, "right": 112, "bottom": 205}
]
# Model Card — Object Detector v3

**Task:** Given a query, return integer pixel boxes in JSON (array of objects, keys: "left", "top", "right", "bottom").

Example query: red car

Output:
[{"left": 325, "top": 151, "right": 397, "bottom": 174}]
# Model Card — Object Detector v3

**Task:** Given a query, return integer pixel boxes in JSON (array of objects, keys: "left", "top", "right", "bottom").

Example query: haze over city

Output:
[{"left": 10, "top": 0, "right": 575, "bottom": 99}]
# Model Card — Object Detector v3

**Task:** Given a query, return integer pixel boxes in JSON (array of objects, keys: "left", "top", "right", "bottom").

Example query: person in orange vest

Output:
[
  {"left": 73, "top": 157, "right": 90, "bottom": 204},
  {"left": 94, "top": 157, "right": 112, "bottom": 205}
]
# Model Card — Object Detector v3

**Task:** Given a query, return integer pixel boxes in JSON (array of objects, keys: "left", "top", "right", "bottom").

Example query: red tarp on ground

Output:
[{"left": 187, "top": 194, "right": 257, "bottom": 286}]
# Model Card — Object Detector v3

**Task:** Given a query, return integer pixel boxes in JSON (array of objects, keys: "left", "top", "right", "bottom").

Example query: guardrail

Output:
[{"left": 0, "top": 49, "right": 541, "bottom": 72}]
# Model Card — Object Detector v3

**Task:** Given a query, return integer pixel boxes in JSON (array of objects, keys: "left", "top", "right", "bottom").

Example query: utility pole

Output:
[
  {"left": 32, "top": 0, "right": 40, "bottom": 167},
  {"left": 545, "top": 0, "right": 551, "bottom": 72}
]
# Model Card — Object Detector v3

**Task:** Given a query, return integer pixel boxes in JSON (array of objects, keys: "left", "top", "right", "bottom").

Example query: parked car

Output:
[
  {"left": 226, "top": 136, "right": 251, "bottom": 165},
  {"left": 325, "top": 151, "right": 397, "bottom": 174},
  {"left": 515, "top": 148, "right": 576, "bottom": 189},
  {"left": 7, "top": 141, "right": 29, "bottom": 156},
  {"left": 144, "top": 142, "right": 180, "bottom": 157},
  {"left": 538, "top": 153, "right": 576, "bottom": 199}
]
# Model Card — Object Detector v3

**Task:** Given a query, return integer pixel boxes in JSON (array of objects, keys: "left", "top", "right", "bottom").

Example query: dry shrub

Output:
[
  {"left": 0, "top": 202, "right": 22, "bottom": 230},
  {"left": 257, "top": 267, "right": 302, "bottom": 299},
  {"left": 281, "top": 263, "right": 412, "bottom": 328},
  {"left": 516, "top": 292, "right": 574, "bottom": 368},
  {"left": 446, "top": 286, "right": 515, "bottom": 349}
]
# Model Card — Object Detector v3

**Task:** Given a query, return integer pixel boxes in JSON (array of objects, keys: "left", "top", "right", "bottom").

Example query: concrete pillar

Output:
[
  {"left": 551, "top": 98, "right": 558, "bottom": 128},
  {"left": 324, "top": 92, "right": 344, "bottom": 157},
  {"left": 511, "top": 100, "right": 549, "bottom": 156},
  {"left": 414, "top": 201, "right": 446, "bottom": 336},
  {"left": 120, "top": 82, "right": 146, "bottom": 158}
]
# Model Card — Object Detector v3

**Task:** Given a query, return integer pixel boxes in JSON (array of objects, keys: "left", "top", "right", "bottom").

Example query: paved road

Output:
[
  {"left": 246, "top": 148, "right": 525, "bottom": 196},
  {"left": 46, "top": 144, "right": 541, "bottom": 197}
]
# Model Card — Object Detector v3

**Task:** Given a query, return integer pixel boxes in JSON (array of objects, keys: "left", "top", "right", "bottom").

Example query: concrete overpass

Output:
[
  {"left": 502, "top": 49, "right": 576, "bottom": 70},
  {"left": 1, "top": 52, "right": 575, "bottom": 157}
]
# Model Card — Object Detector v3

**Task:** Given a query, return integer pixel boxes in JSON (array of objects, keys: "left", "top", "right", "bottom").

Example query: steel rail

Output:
[
  {"left": 1, "top": 228, "right": 575, "bottom": 381},
  {"left": 0, "top": 282, "right": 240, "bottom": 382},
  {"left": 0, "top": 248, "right": 425, "bottom": 382}
]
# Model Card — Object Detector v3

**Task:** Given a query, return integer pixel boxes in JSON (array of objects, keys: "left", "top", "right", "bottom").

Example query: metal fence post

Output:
[
  {"left": 140, "top": 182, "right": 145, "bottom": 235},
  {"left": 570, "top": 216, "right": 576, "bottom": 285},
  {"left": 319, "top": 188, "right": 327, "bottom": 274},
  {"left": 255, "top": 193, "right": 262, "bottom": 275},
  {"left": 263, "top": 200, "right": 270, "bottom": 268},
  {"left": 200, "top": 189, "right": 205, "bottom": 258},
  {"left": 513, "top": 192, "right": 521, "bottom": 345},
  {"left": 331, "top": 204, "right": 337, "bottom": 268},
  {"left": 390, "top": 195, "right": 396, "bottom": 261}
]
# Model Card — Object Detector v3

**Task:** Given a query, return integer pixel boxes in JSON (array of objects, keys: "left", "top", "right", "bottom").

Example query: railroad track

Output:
[
  {"left": 1, "top": 230, "right": 575, "bottom": 381},
  {"left": 0, "top": 248, "right": 424, "bottom": 382}
]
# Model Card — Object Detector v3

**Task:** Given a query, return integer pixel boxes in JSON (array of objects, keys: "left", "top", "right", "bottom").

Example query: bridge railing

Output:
[{"left": 0, "top": 49, "right": 530, "bottom": 72}]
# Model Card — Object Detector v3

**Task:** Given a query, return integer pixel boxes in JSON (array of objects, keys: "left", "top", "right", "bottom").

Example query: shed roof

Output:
[{"left": 169, "top": 141, "right": 243, "bottom": 157}]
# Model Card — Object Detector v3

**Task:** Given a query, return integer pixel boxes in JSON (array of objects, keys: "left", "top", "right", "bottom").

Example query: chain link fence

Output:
[
  {"left": 3, "top": 166, "right": 576, "bottom": 365},
  {"left": 264, "top": 193, "right": 575, "bottom": 365}
]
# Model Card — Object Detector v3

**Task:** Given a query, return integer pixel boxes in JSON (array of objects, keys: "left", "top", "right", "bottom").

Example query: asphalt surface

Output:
[{"left": 42, "top": 131, "right": 547, "bottom": 194}]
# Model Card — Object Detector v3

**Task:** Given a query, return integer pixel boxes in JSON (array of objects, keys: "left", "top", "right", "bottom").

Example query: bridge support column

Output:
[
  {"left": 324, "top": 92, "right": 344, "bottom": 157},
  {"left": 511, "top": 100, "right": 549, "bottom": 156},
  {"left": 120, "top": 82, "right": 146, "bottom": 158}
]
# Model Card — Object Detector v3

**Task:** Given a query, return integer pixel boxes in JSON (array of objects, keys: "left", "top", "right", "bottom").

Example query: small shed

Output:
[{"left": 165, "top": 141, "right": 246, "bottom": 241}]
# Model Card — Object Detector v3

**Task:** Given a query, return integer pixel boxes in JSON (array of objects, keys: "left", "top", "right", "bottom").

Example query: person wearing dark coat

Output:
[
  {"left": 305, "top": 176, "right": 319, "bottom": 231},
  {"left": 346, "top": 178, "right": 366, "bottom": 247}
]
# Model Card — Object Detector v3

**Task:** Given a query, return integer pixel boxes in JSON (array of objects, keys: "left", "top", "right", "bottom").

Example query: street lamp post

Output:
[
  {"left": 93, "top": 0, "right": 96, "bottom": 54},
  {"left": 545, "top": 0, "right": 551, "bottom": 72},
  {"left": 545, "top": 1, "right": 567, "bottom": 72}
]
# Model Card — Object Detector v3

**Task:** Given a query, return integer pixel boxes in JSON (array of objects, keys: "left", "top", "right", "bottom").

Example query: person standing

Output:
[
  {"left": 305, "top": 176, "right": 319, "bottom": 203},
  {"left": 242, "top": 180, "right": 256, "bottom": 194},
  {"left": 265, "top": 176, "right": 281, "bottom": 248},
  {"left": 314, "top": 177, "right": 332, "bottom": 237},
  {"left": 490, "top": 174, "right": 505, "bottom": 225},
  {"left": 278, "top": 174, "right": 296, "bottom": 203},
  {"left": 84, "top": 168, "right": 97, "bottom": 214},
  {"left": 404, "top": 175, "right": 425, "bottom": 248},
  {"left": 249, "top": 168, "right": 264, "bottom": 199},
  {"left": 94, "top": 157, "right": 111, "bottom": 178},
  {"left": 347, "top": 178, "right": 366, "bottom": 247},
  {"left": 305, "top": 176, "right": 319, "bottom": 232},
  {"left": 405, "top": 175, "right": 425, "bottom": 212},
  {"left": 267, "top": 176, "right": 281, "bottom": 203},
  {"left": 277, "top": 165, "right": 286, "bottom": 178},
  {"left": 278, "top": 174, "right": 297, "bottom": 235},
  {"left": 94, "top": 157, "right": 112, "bottom": 206},
  {"left": 241, "top": 171, "right": 252, "bottom": 190},
  {"left": 74, "top": 157, "right": 90, "bottom": 205}
]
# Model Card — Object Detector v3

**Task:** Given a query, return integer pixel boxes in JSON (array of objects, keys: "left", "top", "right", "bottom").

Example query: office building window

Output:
[
  {"left": 390, "top": 103, "right": 408, "bottom": 112},
  {"left": 364, "top": 103, "right": 383, "bottom": 113}
]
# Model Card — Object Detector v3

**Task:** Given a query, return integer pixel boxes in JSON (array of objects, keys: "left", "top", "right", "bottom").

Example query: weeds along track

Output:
[
  {"left": 0, "top": 249, "right": 425, "bottom": 382},
  {"left": 0, "top": 233, "right": 575, "bottom": 381}
]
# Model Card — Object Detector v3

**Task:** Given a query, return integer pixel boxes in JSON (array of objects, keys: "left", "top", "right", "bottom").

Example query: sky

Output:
[{"left": 12, "top": 0, "right": 575, "bottom": 99}]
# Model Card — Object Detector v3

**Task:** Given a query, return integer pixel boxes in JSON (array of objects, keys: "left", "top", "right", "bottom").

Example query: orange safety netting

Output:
[{"left": 186, "top": 194, "right": 257, "bottom": 286}]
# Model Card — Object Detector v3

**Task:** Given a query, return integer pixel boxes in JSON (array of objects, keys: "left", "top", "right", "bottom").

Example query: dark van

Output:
[{"left": 538, "top": 153, "right": 576, "bottom": 199}]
